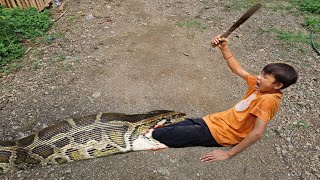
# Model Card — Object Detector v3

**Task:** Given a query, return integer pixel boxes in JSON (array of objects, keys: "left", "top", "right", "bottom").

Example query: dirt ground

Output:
[{"left": 0, "top": 0, "right": 319, "bottom": 179}]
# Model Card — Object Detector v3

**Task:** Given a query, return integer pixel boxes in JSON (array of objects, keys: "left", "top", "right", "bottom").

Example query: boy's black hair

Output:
[{"left": 262, "top": 63, "right": 298, "bottom": 89}]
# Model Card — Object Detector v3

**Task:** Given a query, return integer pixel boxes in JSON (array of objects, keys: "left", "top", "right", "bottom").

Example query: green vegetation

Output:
[
  {"left": 291, "top": 120, "right": 309, "bottom": 129},
  {"left": 291, "top": 0, "right": 320, "bottom": 32},
  {"left": 271, "top": 29, "right": 320, "bottom": 48},
  {"left": 0, "top": 6, "right": 52, "bottom": 72},
  {"left": 304, "top": 16, "right": 320, "bottom": 32},
  {"left": 225, "top": 0, "right": 264, "bottom": 10},
  {"left": 269, "top": 0, "right": 320, "bottom": 49},
  {"left": 176, "top": 20, "right": 208, "bottom": 29},
  {"left": 271, "top": 29, "right": 309, "bottom": 43},
  {"left": 296, "top": 0, "right": 320, "bottom": 14}
]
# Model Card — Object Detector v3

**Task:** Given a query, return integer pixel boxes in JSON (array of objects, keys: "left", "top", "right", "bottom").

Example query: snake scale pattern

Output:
[{"left": 0, "top": 110, "right": 186, "bottom": 174}]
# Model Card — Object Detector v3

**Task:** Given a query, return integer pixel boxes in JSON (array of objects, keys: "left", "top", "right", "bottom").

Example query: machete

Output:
[{"left": 212, "top": 3, "right": 262, "bottom": 47}]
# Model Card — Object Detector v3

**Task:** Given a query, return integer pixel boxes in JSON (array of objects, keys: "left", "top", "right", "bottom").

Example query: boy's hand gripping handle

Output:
[{"left": 211, "top": 3, "right": 262, "bottom": 48}]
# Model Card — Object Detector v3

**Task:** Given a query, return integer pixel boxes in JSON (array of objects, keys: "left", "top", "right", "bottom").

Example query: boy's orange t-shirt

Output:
[{"left": 203, "top": 74, "right": 282, "bottom": 146}]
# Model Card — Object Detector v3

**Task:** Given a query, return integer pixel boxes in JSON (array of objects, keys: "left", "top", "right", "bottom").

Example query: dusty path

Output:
[{"left": 0, "top": 0, "right": 319, "bottom": 179}]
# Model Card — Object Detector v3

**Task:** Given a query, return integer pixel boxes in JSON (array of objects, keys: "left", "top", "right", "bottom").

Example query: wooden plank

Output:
[
  {"left": 34, "top": 0, "right": 40, "bottom": 10},
  {"left": 35, "top": 0, "right": 43, "bottom": 11},
  {"left": 29, "top": 0, "right": 37, "bottom": 10},
  {"left": 10, "top": 0, "right": 17, "bottom": 8},
  {"left": 4, "top": 0, "right": 12, "bottom": 8},
  {"left": 24, "top": 0, "right": 31, "bottom": 8},
  {"left": 20, "top": 0, "right": 28, "bottom": 8},
  {"left": 0, "top": 0, "right": 5, "bottom": 6},
  {"left": 3, "top": 0, "right": 8, "bottom": 7},
  {"left": 16, "top": 0, "right": 24, "bottom": 8},
  {"left": 39, "top": 0, "right": 44, "bottom": 11},
  {"left": 39, "top": 0, "right": 45, "bottom": 10},
  {"left": 44, "top": 0, "right": 51, "bottom": 7},
  {"left": 21, "top": 0, "right": 29, "bottom": 8},
  {"left": 35, "top": 0, "right": 42, "bottom": 10},
  {"left": 33, "top": 0, "right": 39, "bottom": 10},
  {"left": 15, "top": 0, "right": 23, "bottom": 8},
  {"left": 8, "top": 0, "right": 14, "bottom": 8}
]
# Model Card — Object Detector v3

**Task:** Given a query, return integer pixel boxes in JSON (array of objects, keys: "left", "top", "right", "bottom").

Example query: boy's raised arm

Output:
[{"left": 211, "top": 36, "right": 249, "bottom": 79}]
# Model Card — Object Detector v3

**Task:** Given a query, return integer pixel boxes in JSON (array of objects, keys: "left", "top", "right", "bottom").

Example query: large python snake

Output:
[{"left": 0, "top": 110, "right": 186, "bottom": 174}]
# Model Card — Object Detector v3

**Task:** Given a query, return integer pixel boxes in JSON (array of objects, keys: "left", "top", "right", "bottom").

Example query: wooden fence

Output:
[{"left": 0, "top": 0, "right": 52, "bottom": 11}]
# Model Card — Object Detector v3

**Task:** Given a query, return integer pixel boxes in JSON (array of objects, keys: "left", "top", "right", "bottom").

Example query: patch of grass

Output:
[
  {"left": 291, "top": 120, "right": 309, "bottom": 128},
  {"left": 34, "top": 31, "right": 65, "bottom": 45},
  {"left": 304, "top": 16, "right": 320, "bottom": 31},
  {"left": 55, "top": 52, "right": 67, "bottom": 62},
  {"left": 31, "top": 60, "right": 41, "bottom": 70},
  {"left": 0, "top": 6, "right": 53, "bottom": 72},
  {"left": 271, "top": 29, "right": 310, "bottom": 44},
  {"left": 176, "top": 20, "right": 208, "bottom": 29},
  {"left": 269, "top": 28, "right": 320, "bottom": 49},
  {"left": 290, "top": 0, "right": 320, "bottom": 28},
  {"left": 225, "top": 0, "right": 262, "bottom": 10},
  {"left": 298, "top": 0, "right": 320, "bottom": 14}
]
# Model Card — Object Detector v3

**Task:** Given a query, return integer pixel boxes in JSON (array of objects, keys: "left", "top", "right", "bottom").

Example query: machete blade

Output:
[{"left": 221, "top": 3, "right": 262, "bottom": 38}]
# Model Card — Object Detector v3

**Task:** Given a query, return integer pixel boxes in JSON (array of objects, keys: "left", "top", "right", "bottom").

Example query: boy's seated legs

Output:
[{"left": 151, "top": 118, "right": 222, "bottom": 148}]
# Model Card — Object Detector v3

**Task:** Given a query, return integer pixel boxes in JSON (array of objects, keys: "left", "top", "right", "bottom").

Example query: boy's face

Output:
[{"left": 255, "top": 73, "right": 283, "bottom": 93}]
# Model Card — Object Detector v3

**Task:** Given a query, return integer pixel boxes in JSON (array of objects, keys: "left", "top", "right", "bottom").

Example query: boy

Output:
[{"left": 145, "top": 35, "right": 298, "bottom": 162}]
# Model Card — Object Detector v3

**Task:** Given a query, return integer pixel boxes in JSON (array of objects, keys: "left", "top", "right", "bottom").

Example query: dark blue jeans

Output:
[{"left": 152, "top": 118, "right": 222, "bottom": 148}]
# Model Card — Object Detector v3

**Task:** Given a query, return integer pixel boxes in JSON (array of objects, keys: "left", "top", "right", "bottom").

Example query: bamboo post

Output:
[
  {"left": 15, "top": 0, "right": 23, "bottom": 8},
  {"left": 25, "top": 0, "right": 31, "bottom": 8},
  {"left": 40, "top": 0, "right": 45, "bottom": 10},
  {"left": 19, "top": 0, "right": 27, "bottom": 9},
  {"left": 9, "top": 0, "right": 17, "bottom": 8},
  {"left": 4, "top": 0, "right": 11, "bottom": 8},
  {"left": 35, "top": 0, "right": 43, "bottom": 11},
  {"left": 34, "top": 0, "right": 39, "bottom": 10},
  {"left": 45, "top": 0, "right": 51, "bottom": 7},
  {"left": 29, "top": 0, "right": 37, "bottom": 10},
  {"left": 0, "top": 0, "right": 5, "bottom": 6}
]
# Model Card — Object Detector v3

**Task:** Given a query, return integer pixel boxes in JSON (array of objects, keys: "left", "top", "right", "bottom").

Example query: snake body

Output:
[{"left": 0, "top": 110, "right": 186, "bottom": 173}]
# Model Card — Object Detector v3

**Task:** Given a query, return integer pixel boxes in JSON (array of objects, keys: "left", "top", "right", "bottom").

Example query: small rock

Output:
[
  {"left": 12, "top": 126, "right": 20, "bottom": 130},
  {"left": 85, "top": 14, "right": 95, "bottom": 21},
  {"left": 64, "top": 168, "right": 72, "bottom": 174},
  {"left": 42, "top": 123, "right": 48, "bottom": 129},
  {"left": 17, "top": 132, "right": 26, "bottom": 138},
  {"left": 169, "top": 157, "right": 177, "bottom": 163},
  {"left": 88, "top": 96, "right": 95, "bottom": 103},
  {"left": 281, "top": 149, "right": 287, "bottom": 154},
  {"left": 66, "top": 56, "right": 80, "bottom": 62},
  {"left": 92, "top": 92, "right": 101, "bottom": 99},
  {"left": 309, "top": 155, "right": 318, "bottom": 161},
  {"left": 156, "top": 167, "right": 170, "bottom": 176}
]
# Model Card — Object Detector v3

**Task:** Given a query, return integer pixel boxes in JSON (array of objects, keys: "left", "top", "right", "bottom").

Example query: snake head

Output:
[{"left": 154, "top": 112, "right": 186, "bottom": 126}]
